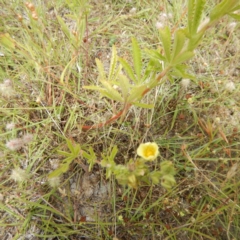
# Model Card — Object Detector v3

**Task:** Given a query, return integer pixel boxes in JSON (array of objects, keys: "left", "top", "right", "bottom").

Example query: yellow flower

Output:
[{"left": 137, "top": 142, "right": 159, "bottom": 161}]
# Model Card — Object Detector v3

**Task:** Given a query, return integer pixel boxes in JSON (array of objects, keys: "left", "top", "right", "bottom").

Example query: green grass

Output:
[{"left": 1, "top": 0, "right": 240, "bottom": 239}]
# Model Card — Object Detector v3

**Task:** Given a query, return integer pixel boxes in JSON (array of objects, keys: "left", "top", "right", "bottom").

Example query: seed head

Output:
[{"left": 10, "top": 168, "right": 28, "bottom": 182}]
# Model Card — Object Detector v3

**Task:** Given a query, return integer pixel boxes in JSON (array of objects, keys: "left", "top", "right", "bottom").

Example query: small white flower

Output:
[
  {"left": 10, "top": 168, "right": 28, "bottom": 182},
  {"left": 137, "top": 142, "right": 159, "bottom": 161},
  {"left": 6, "top": 122, "right": 15, "bottom": 130},
  {"left": 6, "top": 138, "right": 24, "bottom": 151},
  {"left": 225, "top": 82, "right": 235, "bottom": 92}
]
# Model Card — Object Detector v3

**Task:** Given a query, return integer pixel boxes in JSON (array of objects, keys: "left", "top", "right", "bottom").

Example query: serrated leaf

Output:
[
  {"left": 187, "top": 31, "right": 204, "bottom": 51},
  {"left": 108, "top": 45, "right": 118, "bottom": 81},
  {"left": 117, "top": 74, "right": 130, "bottom": 99},
  {"left": 172, "top": 51, "right": 194, "bottom": 65},
  {"left": 57, "top": 150, "right": 72, "bottom": 157},
  {"left": 132, "top": 37, "right": 142, "bottom": 82},
  {"left": 172, "top": 65, "right": 196, "bottom": 80},
  {"left": 228, "top": 13, "right": 240, "bottom": 21},
  {"left": 159, "top": 26, "right": 171, "bottom": 62},
  {"left": 118, "top": 57, "right": 137, "bottom": 83},
  {"left": 188, "top": 0, "right": 206, "bottom": 34},
  {"left": 132, "top": 102, "right": 154, "bottom": 109},
  {"left": 210, "top": 0, "right": 239, "bottom": 21},
  {"left": 101, "top": 88, "right": 124, "bottom": 102},
  {"left": 96, "top": 58, "right": 106, "bottom": 80},
  {"left": 0, "top": 33, "right": 15, "bottom": 51},
  {"left": 111, "top": 64, "right": 122, "bottom": 82},
  {"left": 171, "top": 29, "right": 187, "bottom": 63},
  {"left": 100, "top": 80, "right": 124, "bottom": 102},
  {"left": 144, "top": 60, "right": 162, "bottom": 78},
  {"left": 83, "top": 85, "right": 105, "bottom": 91},
  {"left": 144, "top": 48, "right": 166, "bottom": 62},
  {"left": 127, "top": 85, "right": 146, "bottom": 102}
]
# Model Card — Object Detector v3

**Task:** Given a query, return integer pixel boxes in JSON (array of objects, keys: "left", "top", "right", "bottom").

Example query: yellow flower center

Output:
[{"left": 144, "top": 146, "right": 155, "bottom": 157}]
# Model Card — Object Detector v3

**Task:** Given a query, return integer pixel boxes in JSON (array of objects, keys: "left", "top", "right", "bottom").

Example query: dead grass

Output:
[{"left": 0, "top": 0, "right": 240, "bottom": 239}]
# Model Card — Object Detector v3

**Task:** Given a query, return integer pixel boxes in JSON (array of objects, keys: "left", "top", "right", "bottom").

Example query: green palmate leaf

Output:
[
  {"left": 82, "top": 147, "right": 96, "bottom": 171},
  {"left": 210, "top": 0, "right": 240, "bottom": 21},
  {"left": 66, "top": 138, "right": 75, "bottom": 153},
  {"left": 228, "top": 13, "right": 240, "bottom": 21},
  {"left": 100, "top": 80, "right": 124, "bottom": 102},
  {"left": 187, "top": 31, "right": 204, "bottom": 51},
  {"left": 0, "top": 33, "right": 15, "bottom": 51},
  {"left": 66, "top": 138, "right": 81, "bottom": 156},
  {"left": 160, "top": 161, "right": 176, "bottom": 176},
  {"left": 111, "top": 64, "right": 122, "bottom": 82},
  {"left": 144, "top": 48, "right": 166, "bottom": 62},
  {"left": 127, "top": 85, "right": 146, "bottom": 102},
  {"left": 144, "top": 59, "right": 162, "bottom": 79},
  {"left": 96, "top": 58, "right": 107, "bottom": 80},
  {"left": 171, "top": 51, "right": 194, "bottom": 65},
  {"left": 161, "top": 174, "right": 176, "bottom": 190},
  {"left": 100, "top": 89, "right": 123, "bottom": 102},
  {"left": 158, "top": 26, "right": 171, "bottom": 62},
  {"left": 171, "top": 29, "right": 187, "bottom": 63},
  {"left": 108, "top": 45, "right": 118, "bottom": 81},
  {"left": 172, "top": 65, "right": 196, "bottom": 80},
  {"left": 149, "top": 171, "right": 162, "bottom": 184},
  {"left": 62, "top": 156, "right": 75, "bottom": 165},
  {"left": 132, "top": 37, "right": 142, "bottom": 82},
  {"left": 118, "top": 57, "right": 137, "bottom": 83},
  {"left": 117, "top": 74, "right": 130, "bottom": 100},
  {"left": 188, "top": 0, "right": 206, "bottom": 34},
  {"left": 57, "top": 150, "right": 72, "bottom": 157}
]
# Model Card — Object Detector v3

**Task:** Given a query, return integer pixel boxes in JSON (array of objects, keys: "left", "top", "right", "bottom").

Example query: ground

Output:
[{"left": 0, "top": 0, "right": 240, "bottom": 239}]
